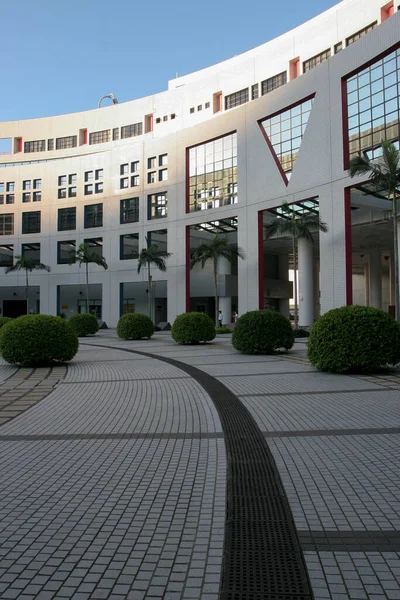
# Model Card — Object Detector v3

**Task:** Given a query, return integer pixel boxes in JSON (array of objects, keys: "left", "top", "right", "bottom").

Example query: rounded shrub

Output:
[
  {"left": 117, "top": 313, "right": 154, "bottom": 340},
  {"left": 307, "top": 305, "right": 400, "bottom": 373},
  {"left": 0, "top": 317, "right": 13, "bottom": 330},
  {"left": 171, "top": 312, "right": 216, "bottom": 344},
  {"left": 0, "top": 314, "right": 79, "bottom": 366},
  {"left": 232, "top": 310, "right": 294, "bottom": 354},
  {"left": 69, "top": 313, "right": 99, "bottom": 337}
]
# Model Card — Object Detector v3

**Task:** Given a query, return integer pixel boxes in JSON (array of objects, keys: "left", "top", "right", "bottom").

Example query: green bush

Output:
[
  {"left": 0, "top": 314, "right": 79, "bottom": 366},
  {"left": 69, "top": 313, "right": 99, "bottom": 337},
  {"left": 293, "top": 328, "right": 310, "bottom": 338},
  {"left": 117, "top": 313, "right": 154, "bottom": 340},
  {"left": 171, "top": 312, "right": 216, "bottom": 344},
  {"left": 307, "top": 305, "right": 400, "bottom": 373},
  {"left": 216, "top": 326, "right": 232, "bottom": 334},
  {"left": 232, "top": 310, "right": 294, "bottom": 354},
  {"left": 0, "top": 317, "right": 13, "bottom": 329}
]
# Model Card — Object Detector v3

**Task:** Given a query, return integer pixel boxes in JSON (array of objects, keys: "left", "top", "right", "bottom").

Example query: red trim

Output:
[
  {"left": 257, "top": 93, "right": 316, "bottom": 187},
  {"left": 258, "top": 211, "right": 264, "bottom": 309},
  {"left": 344, "top": 187, "right": 353, "bottom": 306},
  {"left": 83, "top": 129, "right": 88, "bottom": 144},
  {"left": 185, "top": 226, "right": 190, "bottom": 312}
]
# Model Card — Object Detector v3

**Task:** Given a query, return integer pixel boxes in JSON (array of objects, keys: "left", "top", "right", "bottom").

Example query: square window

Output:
[
  {"left": 120, "top": 178, "right": 129, "bottom": 189},
  {"left": 85, "top": 171, "right": 93, "bottom": 182},
  {"left": 148, "top": 171, "right": 156, "bottom": 184},
  {"left": 0, "top": 214, "right": 14, "bottom": 236},
  {"left": 23, "top": 180, "right": 31, "bottom": 191},
  {"left": 163, "top": 115, "right": 168, "bottom": 122},
  {"left": 33, "top": 179, "right": 41, "bottom": 189},
  {"left": 148, "top": 192, "right": 167, "bottom": 219},
  {"left": 33, "top": 191, "right": 41, "bottom": 202},
  {"left": 120, "top": 197, "right": 139, "bottom": 224},
  {"left": 84, "top": 203, "right": 103, "bottom": 228},
  {"left": 131, "top": 161, "right": 139, "bottom": 172},
  {"left": 57, "top": 240, "right": 76, "bottom": 264},
  {"left": 159, "top": 169, "right": 168, "bottom": 181},
  {"left": 22, "top": 211, "right": 41, "bottom": 234},
  {"left": 156, "top": 117, "right": 161, "bottom": 124},
  {"left": 68, "top": 186, "right": 77, "bottom": 198},
  {"left": 159, "top": 154, "right": 168, "bottom": 166},
  {"left": 6, "top": 182, "right": 15, "bottom": 192},
  {"left": 131, "top": 175, "right": 139, "bottom": 187},
  {"left": 95, "top": 182, "right": 103, "bottom": 193},
  {"left": 22, "top": 192, "right": 31, "bottom": 203},
  {"left": 0, "top": 244, "right": 14, "bottom": 266},
  {"left": 0, "top": 183, "right": 4, "bottom": 193},
  {"left": 205, "top": 102, "right": 210, "bottom": 108},
  {"left": 6, "top": 194, "right": 14, "bottom": 204},
  {"left": 85, "top": 184, "right": 93, "bottom": 195},
  {"left": 68, "top": 174, "right": 76, "bottom": 185},
  {"left": 0, "top": 195, "right": 4, "bottom": 204},
  {"left": 84, "top": 237, "right": 103, "bottom": 258},
  {"left": 120, "top": 164, "right": 128, "bottom": 175},
  {"left": 22, "top": 242, "right": 40, "bottom": 264},
  {"left": 58, "top": 207, "right": 76, "bottom": 231},
  {"left": 95, "top": 169, "right": 103, "bottom": 180},
  {"left": 113, "top": 127, "right": 120, "bottom": 141},
  {"left": 120, "top": 233, "right": 139, "bottom": 260},
  {"left": 190, "top": 107, "right": 195, "bottom": 114},
  {"left": 198, "top": 105, "right": 202, "bottom": 111},
  {"left": 148, "top": 157, "right": 156, "bottom": 169},
  {"left": 58, "top": 175, "right": 67, "bottom": 186},
  {"left": 58, "top": 188, "right": 67, "bottom": 199},
  {"left": 171, "top": 113, "right": 176, "bottom": 119}
]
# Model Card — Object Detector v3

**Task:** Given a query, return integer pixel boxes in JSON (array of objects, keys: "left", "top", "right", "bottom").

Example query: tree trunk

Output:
[
  {"left": 292, "top": 235, "right": 298, "bottom": 329},
  {"left": 25, "top": 269, "right": 29, "bottom": 308},
  {"left": 393, "top": 191, "right": 399, "bottom": 322},
  {"left": 86, "top": 263, "right": 90, "bottom": 314},
  {"left": 148, "top": 264, "right": 152, "bottom": 322},
  {"left": 214, "top": 260, "right": 219, "bottom": 327}
]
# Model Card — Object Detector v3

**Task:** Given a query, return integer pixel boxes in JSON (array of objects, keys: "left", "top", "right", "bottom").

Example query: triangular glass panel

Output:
[{"left": 259, "top": 95, "right": 315, "bottom": 185}]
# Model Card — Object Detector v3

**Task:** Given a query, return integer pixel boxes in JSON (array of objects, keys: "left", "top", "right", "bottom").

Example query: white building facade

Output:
[{"left": 0, "top": 0, "right": 399, "bottom": 326}]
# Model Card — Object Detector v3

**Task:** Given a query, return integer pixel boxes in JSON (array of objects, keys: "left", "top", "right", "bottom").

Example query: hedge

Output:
[
  {"left": 69, "top": 313, "right": 99, "bottom": 337},
  {"left": 171, "top": 312, "right": 216, "bottom": 344},
  {"left": 232, "top": 310, "right": 294, "bottom": 354},
  {"left": 117, "top": 313, "right": 154, "bottom": 340}
]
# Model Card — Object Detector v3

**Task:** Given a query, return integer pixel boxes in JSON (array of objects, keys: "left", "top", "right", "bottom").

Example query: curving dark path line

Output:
[{"left": 84, "top": 342, "right": 313, "bottom": 600}]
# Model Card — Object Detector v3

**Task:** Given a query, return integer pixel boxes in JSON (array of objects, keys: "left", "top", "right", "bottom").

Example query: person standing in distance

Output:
[{"left": 218, "top": 310, "right": 223, "bottom": 326}]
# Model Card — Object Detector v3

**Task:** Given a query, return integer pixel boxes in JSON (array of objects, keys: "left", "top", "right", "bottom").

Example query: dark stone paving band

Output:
[
  {"left": 0, "top": 432, "right": 224, "bottom": 441},
  {"left": 299, "top": 531, "right": 400, "bottom": 552},
  {"left": 83, "top": 343, "right": 313, "bottom": 600}
]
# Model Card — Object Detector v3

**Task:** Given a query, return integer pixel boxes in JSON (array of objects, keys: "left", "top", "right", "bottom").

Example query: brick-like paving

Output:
[{"left": 0, "top": 332, "right": 399, "bottom": 598}]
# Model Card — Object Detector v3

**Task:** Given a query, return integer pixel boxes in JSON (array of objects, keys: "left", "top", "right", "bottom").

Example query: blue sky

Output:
[{"left": 1, "top": 0, "right": 337, "bottom": 122}]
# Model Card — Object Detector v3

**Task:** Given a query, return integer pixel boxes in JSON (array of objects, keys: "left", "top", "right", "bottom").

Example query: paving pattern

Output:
[{"left": 0, "top": 331, "right": 400, "bottom": 599}]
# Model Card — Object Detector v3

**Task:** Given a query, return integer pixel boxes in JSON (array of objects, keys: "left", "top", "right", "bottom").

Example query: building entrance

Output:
[{"left": 3, "top": 300, "right": 27, "bottom": 318}]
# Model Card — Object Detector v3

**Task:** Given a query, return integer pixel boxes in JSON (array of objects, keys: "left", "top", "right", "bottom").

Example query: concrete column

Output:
[
  {"left": 369, "top": 249, "right": 382, "bottom": 309},
  {"left": 313, "top": 260, "right": 320, "bottom": 320},
  {"left": 298, "top": 237, "right": 314, "bottom": 327},
  {"left": 364, "top": 264, "right": 370, "bottom": 306},
  {"left": 218, "top": 256, "right": 231, "bottom": 325},
  {"left": 278, "top": 254, "right": 290, "bottom": 319},
  {"left": 390, "top": 253, "right": 396, "bottom": 307}
]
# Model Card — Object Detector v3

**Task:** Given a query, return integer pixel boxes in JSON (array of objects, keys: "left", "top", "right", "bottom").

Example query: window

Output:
[
  {"left": 0, "top": 244, "right": 13, "bottom": 266},
  {"left": 148, "top": 192, "right": 167, "bottom": 219},
  {"left": 197, "top": 105, "right": 202, "bottom": 111},
  {"left": 190, "top": 107, "right": 195, "bottom": 114},
  {"left": 58, "top": 188, "right": 67, "bottom": 199},
  {"left": 205, "top": 102, "right": 210, "bottom": 109},
  {"left": 24, "top": 140, "right": 46, "bottom": 153},
  {"left": 131, "top": 161, "right": 139, "bottom": 172},
  {"left": 68, "top": 174, "right": 76, "bottom": 185},
  {"left": 120, "top": 164, "right": 128, "bottom": 175},
  {"left": 84, "top": 203, "right": 103, "bottom": 228},
  {"left": 95, "top": 169, "right": 103, "bottom": 180},
  {"left": 260, "top": 97, "right": 314, "bottom": 176},
  {"left": 22, "top": 211, "right": 41, "bottom": 234},
  {"left": 68, "top": 187, "right": 77, "bottom": 198},
  {"left": 171, "top": 113, "right": 176, "bottom": 119},
  {"left": 48, "top": 139, "right": 54, "bottom": 151},
  {"left": 0, "top": 196, "right": 3, "bottom": 205},
  {"left": 120, "top": 178, "right": 129, "bottom": 189},
  {"left": 33, "top": 191, "right": 41, "bottom": 202},
  {"left": 6, "top": 182, "right": 14, "bottom": 192},
  {"left": 120, "top": 197, "right": 139, "bottom": 224},
  {"left": 261, "top": 71, "right": 287, "bottom": 95},
  {"left": 33, "top": 179, "right": 41, "bottom": 189},
  {"left": 188, "top": 132, "right": 238, "bottom": 212},
  {"left": 85, "top": 171, "right": 93, "bottom": 182},
  {"left": 22, "top": 243, "right": 40, "bottom": 264},
  {"left": 159, "top": 169, "right": 168, "bottom": 182},
  {"left": 59, "top": 175, "right": 67, "bottom": 186},
  {"left": 120, "top": 233, "right": 139, "bottom": 260},
  {"left": 23, "top": 180, "right": 31, "bottom": 190},
  {"left": 159, "top": 154, "right": 168, "bottom": 166},
  {"left": 252, "top": 84, "right": 259, "bottom": 100},
  {"left": 0, "top": 183, "right": 3, "bottom": 193},
  {"left": 148, "top": 157, "right": 156, "bottom": 169},
  {"left": 84, "top": 237, "right": 103, "bottom": 258},
  {"left": 131, "top": 175, "right": 139, "bottom": 187},
  {"left": 58, "top": 207, "right": 76, "bottom": 231},
  {"left": 22, "top": 192, "right": 31, "bottom": 203},
  {"left": 57, "top": 240, "right": 76, "bottom": 264},
  {"left": 95, "top": 182, "right": 103, "bottom": 193},
  {"left": 113, "top": 127, "right": 120, "bottom": 141},
  {"left": 148, "top": 229, "right": 167, "bottom": 252},
  {"left": 156, "top": 118, "right": 161, "bottom": 124},
  {"left": 6, "top": 194, "right": 15, "bottom": 204},
  {"left": 148, "top": 171, "right": 156, "bottom": 184},
  {"left": 121, "top": 123, "right": 143, "bottom": 139},
  {"left": 85, "top": 184, "right": 93, "bottom": 195},
  {"left": 346, "top": 46, "right": 400, "bottom": 162},
  {"left": 89, "top": 130, "right": 110, "bottom": 144},
  {"left": 0, "top": 214, "right": 13, "bottom": 235},
  {"left": 334, "top": 42, "right": 343, "bottom": 54},
  {"left": 303, "top": 48, "right": 331, "bottom": 72},
  {"left": 225, "top": 88, "right": 249, "bottom": 110},
  {"left": 56, "top": 135, "right": 77, "bottom": 150},
  {"left": 346, "top": 22, "right": 377, "bottom": 46}
]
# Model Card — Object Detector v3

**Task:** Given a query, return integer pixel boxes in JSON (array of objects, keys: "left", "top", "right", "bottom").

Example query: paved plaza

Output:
[{"left": 0, "top": 332, "right": 400, "bottom": 599}]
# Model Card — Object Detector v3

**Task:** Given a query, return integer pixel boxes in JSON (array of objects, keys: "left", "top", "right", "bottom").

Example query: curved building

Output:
[{"left": 0, "top": 0, "right": 399, "bottom": 326}]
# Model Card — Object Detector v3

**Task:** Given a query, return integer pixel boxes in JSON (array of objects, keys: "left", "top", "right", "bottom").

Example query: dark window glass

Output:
[
  {"left": 0, "top": 244, "right": 13, "bottom": 266},
  {"left": 24, "top": 140, "right": 46, "bottom": 153},
  {"left": 346, "top": 22, "right": 377, "bottom": 46},
  {"left": 0, "top": 214, "right": 14, "bottom": 235},
  {"left": 303, "top": 48, "right": 331, "bottom": 72},
  {"left": 84, "top": 203, "right": 103, "bottom": 228},
  {"left": 120, "top": 197, "right": 139, "bottom": 224},
  {"left": 22, "top": 211, "right": 41, "bottom": 234},
  {"left": 120, "top": 233, "right": 139, "bottom": 260},
  {"left": 84, "top": 237, "right": 103, "bottom": 258},
  {"left": 6, "top": 194, "right": 15, "bottom": 204},
  {"left": 33, "top": 179, "right": 41, "bottom": 189},
  {"left": 22, "top": 192, "right": 31, "bottom": 203},
  {"left": 148, "top": 192, "right": 167, "bottom": 219},
  {"left": 148, "top": 229, "right": 167, "bottom": 252},
  {"left": 113, "top": 127, "right": 120, "bottom": 141},
  {"left": 22, "top": 243, "right": 40, "bottom": 264},
  {"left": 68, "top": 186, "right": 77, "bottom": 198},
  {"left": 57, "top": 240, "right": 76, "bottom": 264},
  {"left": 261, "top": 71, "right": 287, "bottom": 95},
  {"left": 121, "top": 122, "right": 143, "bottom": 139},
  {"left": 58, "top": 188, "right": 67, "bottom": 199},
  {"left": 251, "top": 84, "right": 259, "bottom": 100},
  {"left": 23, "top": 180, "right": 31, "bottom": 190},
  {"left": 47, "top": 139, "right": 54, "bottom": 151},
  {"left": 89, "top": 130, "right": 110, "bottom": 144},
  {"left": 58, "top": 207, "right": 76, "bottom": 231},
  {"left": 33, "top": 191, "right": 41, "bottom": 202},
  {"left": 334, "top": 42, "right": 343, "bottom": 54},
  {"left": 56, "top": 135, "right": 77, "bottom": 150},
  {"left": 225, "top": 88, "right": 249, "bottom": 110}
]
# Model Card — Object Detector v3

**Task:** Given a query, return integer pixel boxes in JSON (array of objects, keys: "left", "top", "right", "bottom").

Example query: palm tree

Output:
[
  {"left": 137, "top": 238, "right": 172, "bottom": 322},
  {"left": 5, "top": 255, "right": 51, "bottom": 311},
  {"left": 264, "top": 202, "right": 328, "bottom": 329},
  {"left": 349, "top": 140, "right": 400, "bottom": 320},
  {"left": 190, "top": 234, "right": 245, "bottom": 326},
  {"left": 69, "top": 243, "right": 108, "bottom": 315}
]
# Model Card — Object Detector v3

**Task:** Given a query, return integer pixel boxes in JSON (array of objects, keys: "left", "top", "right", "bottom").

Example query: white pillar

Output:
[
  {"left": 218, "top": 256, "right": 231, "bottom": 325},
  {"left": 390, "top": 253, "right": 396, "bottom": 307},
  {"left": 369, "top": 249, "right": 382, "bottom": 309},
  {"left": 298, "top": 237, "right": 314, "bottom": 327},
  {"left": 364, "top": 264, "right": 370, "bottom": 306},
  {"left": 278, "top": 254, "right": 290, "bottom": 319},
  {"left": 313, "top": 260, "right": 320, "bottom": 319}
]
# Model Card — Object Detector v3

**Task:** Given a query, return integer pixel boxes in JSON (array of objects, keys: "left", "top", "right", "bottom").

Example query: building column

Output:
[
  {"left": 313, "top": 260, "right": 320, "bottom": 320},
  {"left": 390, "top": 253, "right": 396, "bottom": 307},
  {"left": 298, "top": 237, "right": 314, "bottom": 327},
  {"left": 369, "top": 249, "right": 382, "bottom": 309},
  {"left": 364, "top": 264, "right": 370, "bottom": 306},
  {"left": 218, "top": 256, "right": 231, "bottom": 325},
  {"left": 278, "top": 254, "right": 290, "bottom": 319}
]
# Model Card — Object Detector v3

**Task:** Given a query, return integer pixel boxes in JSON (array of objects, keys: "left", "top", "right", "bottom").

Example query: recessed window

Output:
[
  {"left": 89, "top": 130, "right": 110, "bottom": 144},
  {"left": 22, "top": 243, "right": 40, "bottom": 264},
  {"left": 148, "top": 157, "right": 156, "bottom": 169},
  {"left": 22, "top": 192, "right": 31, "bottom": 203},
  {"left": 56, "top": 135, "right": 77, "bottom": 150},
  {"left": 159, "top": 154, "right": 168, "bottom": 166},
  {"left": 59, "top": 175, "right": 67, "bottom": 186},
  {"left": 47, "top": 139, "right": 54, "bottom": 151},
  {"left": 22, "top": 211, "right": 41, "bottom": 234},
  {"left": 85, "top": 184, "right": 93, "bottom": 195},
  {"left": 68, "top": 174, "right": 76, "bottom": 185},
  {"left": 334, "top": 42, "right": 343, "bottom": 54},
  {"left": 84, "top": 237, "right": 103, "bottom": 258},
  {"left": 33, "top": 191, "right": 41, "bottom": 202},
  {"left": 163, "top": 115, "right": 168, "bottom": 122},
  {"left": 225, "top": 88, "right": 249, "bottom": 110},
  {"left": 57, "top": 240, "right": 76, "bottom": 264},
  {"left": 6, "top": 194, "right": 14, "bottom": 204},
  {"left": 95, "top": 169, "right": 103, "bottom": 180},
  {"left": 190, "top": 107, "right": 195, "bottom": 114},
  {"left": 58, "top": 207, "right": 76, "bottom": 231},
  {"left": 121, "top": 123, "right": 143, "bottom": 139},
  {"left": 159, "top": 169, "right": 168, "bottom": 182},
  {"left": 346, "top": 22, "right": 377, "bottom": 46},
  {"left": 84, "top": 203, "right": 103, "bottom": 228},
  {"left": 58, "top": 188, "right": 67, "bottom": 199},
  {"left": 34, "top": 179, "right": 41, "bottom": 189},
  {"left": 120, "top": 197, "right": 139, "bottom": 224},
  {"left": 251, "top": 84, "right": 259, "bottom": 100},
  {"left": 120, "top": 233, "right": 139, "bottom": 260},
  {"left": 303, "top": 48, "right": 331, "bottom": 73},
  {"left": 85, "top": 171, "right": 93, "bottom": 182},
  {"left": 68, "top": 186, "right": 77, "bottom": 198},
  {"left": 171, "top": 113, "right": 176, "bottom": 119},
  {"left": 95, "top": 182, "right": 103, "bottom": 193},
  {"left": 120, "top": 164, "right": 128, "bottom": 175},
  {"left": 120, "top": 178, "right": 129, "bottom": 189},
  {"left": 0, "top": 214, "right": 13, "bottom": 236},
  {"left": 131, "top": 161, "right": 139, "bottom": 172},
  {"left": 113, "top": 128, "right": 120, "bottom": 141},
  {"left": 6, "top": 182, "right": 14, "bottom": 192},
  {"left": 261, "top": 71, "right": 287, "bottom": 95},
  {"left": 205, "top": 102, "right": 210, "bottom": 109},
  {"left": 156, "top": 118, "right": 161, "bottom": 124},
  {"left": 148, "top": 171, "right": 156, "bottom": 184},
  {"left": 131, "top": 175, "right": 139, "bottom": 187},
  {"left": 24, "top": 140, "right": 45, "bottom": 153},
  {"left": 148, "top": 192, "right": 167, "bottom": 219},
  {"left": 23, "top": 180, "right": 31, "bottom": 191},
  {"left": 0, "top": 244, "right": 14, "bottom": 266},
  {"left": 197, "top": 105, "right": 202, "bottom": 111},
  {"left": 0, "top": 184, "right": 4, "bottom": 193}
]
